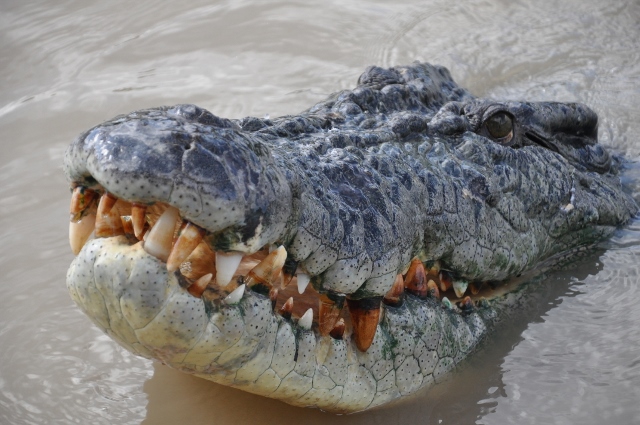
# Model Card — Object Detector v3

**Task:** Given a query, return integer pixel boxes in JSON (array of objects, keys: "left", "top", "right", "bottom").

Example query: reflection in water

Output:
[{"left": 1, "top": 0, "right": 640, "bottom": 423}]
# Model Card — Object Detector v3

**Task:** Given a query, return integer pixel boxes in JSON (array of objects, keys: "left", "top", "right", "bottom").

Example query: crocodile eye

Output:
[{"left": 483, "top": 111, "right": 514, "bottom": 145}]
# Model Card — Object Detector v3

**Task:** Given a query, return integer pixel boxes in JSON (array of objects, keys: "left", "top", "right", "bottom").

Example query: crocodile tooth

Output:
[
  {"left": 187, "top": 273, "right": 212, "bottom": 298},
  {"left": 269, "top": 287, "right": 279, "bottom": 309},
  {"left": 298, "top": 308, "right": 313, "bottom": 330},
  {"left": 404, "top": 258, "right": 428, "bottom": 298},
  {"left": 346, "top": 297, "right": 382, "bottom": 352},
  {"left": 469, "top": 282, "right": 482, "bottom": 295},
  {"left": 178, "top": 242, "right": 216, "bottom": 281},
  {"left": 215, "top": 252, "right": 244, "bottom": 287},
  {"left": 329, "top": 318, "right": 346, "bottom": 340},
  {"left": 428, "top": 261, "right": 441, "bottom": 274},
  {"left": 69, "top": 187, "right": 96, "bottom": 221},
  {"left": 476, "top": 297, "right": 490, "bottom": 309},
  {"left": 441, "top": 296, "right": 453, "bottom": 309},
  {"left": 143, "top": 206, "right": 179, "bottom": 262},
  {"left": 297, "top": 272, "right": 311, "bottom": 294},
  {"left": 383, "top": 274, "right": 404, "bottom": 307},
  {"left": 281, "top": 258, "right": 298, "bottom": 288},
  {"left": 95, "top": 193, "right": 125, "bottom": 238},
  {"left": 98, "top": 192, "right": 118, "bottom": 215},
  {"left": 120, "top": 216, "right": 135, "bottom": 235},
  {"left": 223, "top": 284, "right": 245, "bottom": 305},
  {"left": 69, "top": 208, "right": 96, "bottom": 255},
  {"left": 318, "top": 292, "right": 345, "bottom": 336},
  {"left": 427, "top": 279, "right": 440, "bottom": 299},
  {"left": 459, "top": 296, "right": 474, "bottom": 312},
  {"left": 439, "top": 270, "right": 453, "bottom": 292},
  {"left": 245, "top": 246, "right": 287, "bottom": 290},
  {"left": 167, "top": 222, "right": 205, "bottom": 272},
  {"left": 452, "top": 279, "right": 468, "bottom": 298},
  {"left": 131, "top": 203, "right": 147, "bottom": 239},
  {"left": 280, "top": 297, "right": 294, "bottom": 320}
]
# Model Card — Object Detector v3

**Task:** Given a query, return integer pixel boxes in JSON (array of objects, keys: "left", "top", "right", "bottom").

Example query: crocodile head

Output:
[{"left": 64, "top": 62, "right": 637, "bottom": 413}]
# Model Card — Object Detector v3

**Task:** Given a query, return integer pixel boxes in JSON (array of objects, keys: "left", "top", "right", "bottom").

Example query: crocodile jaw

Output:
[{"left": 67, "top": 236, "right": 490, "bottom": 413}]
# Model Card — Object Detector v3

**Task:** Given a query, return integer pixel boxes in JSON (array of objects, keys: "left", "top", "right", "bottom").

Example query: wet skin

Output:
[{"left": 64, "top": 63, "right": 637, "bottom": 412}]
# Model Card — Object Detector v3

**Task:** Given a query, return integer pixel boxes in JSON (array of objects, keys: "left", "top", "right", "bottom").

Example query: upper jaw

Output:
[{"left": 64, "top": 105, "right": 294, "bottom": 253}]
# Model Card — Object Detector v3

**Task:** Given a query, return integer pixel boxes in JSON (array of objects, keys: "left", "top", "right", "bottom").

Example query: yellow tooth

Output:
[
  {"left": 459, "top": 295, "right": 474, "bottom": 312},
  {"left": 439, "top": 270, "right": 453, "bottom": 292},
  {"left": 131, "top": 203, "right": 147, "bottom": 240},
  {"left": 143, "top": 206, "right": 180, "bottom": 262},
  {"left": 95, "top": 193, "right": 125, "bottom": 237},
  {"left": 245, "top": 246, "right": 287, "bottom": 290},
  {"left": 318, "top": 293, "right": 345, "bottom": 336},
  {"left": 281, "top": 259, "right": 298, "bottom": 289},
  {"left": 269, "top": 287, "right": 279, "bottom": 309},
  {"left": 178, "top": 242, "right": 216, "bottom": 282},
  {"left": 69, "top": 187, "right": 96, "bottom": 222},
  {"left": 98, "top": 192, "right": 117, "bottom": 215},
  {"left": 329, "top": 318, "right": 346, "bottom": 340},
  {"left": 404, "top": 258, "right": 428, "bottom": 298},
  {"left": 187, "top": 273, "right": 212, "bottom": 298},
  {"left": 427, "top": 279, "right": 440, "bottom": 299},
  {"left": 347, "top": 297, "right": 382, "bottom": 352},
  {"left": 69, "top": 209, "right": 96, "bottom": 255},
  {"left": 120, "top": 216, "right": 135, "bottom": 235},
  {"left": 166, "top": 222, "right": 205, "bottom": 272},
  {"left": 280, "top": 297, "right": 294, "bottom": 320},
  {"left": 383, "top": 274, "right": 405, "bottom": 307}
]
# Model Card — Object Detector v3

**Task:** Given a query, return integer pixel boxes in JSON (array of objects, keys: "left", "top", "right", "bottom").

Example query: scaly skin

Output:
[{"left": 64, "top": 62, "right": 637, "bottom": 412}]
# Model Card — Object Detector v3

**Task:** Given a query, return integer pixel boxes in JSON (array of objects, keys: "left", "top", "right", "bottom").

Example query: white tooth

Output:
[
  {"left": 215, "top": 251, "right": 244, "bottom": 287},
  {"left": 452, "top": 280, "right": 468, "bottom": 298},
  {"left": 297, "top": 273, "right": 310, "bottom": 294},
  {"left": 224, "top": 284, "right": 245, "bottom": 305},
  {"left": 69, "top": 212, "right": 96, "bottom": 255},
  {"left": 143, "top": 206, "right": 179, "bottom": 262},
  {"left": 298, "top": 308, "right": 313, "bottom": 330},
  {"left": 442, "top": 296, "right": 453, "bottom": 309}
]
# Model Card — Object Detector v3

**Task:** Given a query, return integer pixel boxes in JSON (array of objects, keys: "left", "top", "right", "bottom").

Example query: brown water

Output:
[{"left": 2, "top": 0, "right": 640, "bottom": 423}]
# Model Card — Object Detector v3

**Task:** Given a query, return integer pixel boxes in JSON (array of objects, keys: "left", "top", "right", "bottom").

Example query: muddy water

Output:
[{"left": 1, "top": 0, "right": 640, "bottom": 423}]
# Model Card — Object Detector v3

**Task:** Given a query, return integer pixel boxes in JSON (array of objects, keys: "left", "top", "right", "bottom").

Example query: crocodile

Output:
[{"left": 64, "top": 62, "right": 638, "bottom": 413}]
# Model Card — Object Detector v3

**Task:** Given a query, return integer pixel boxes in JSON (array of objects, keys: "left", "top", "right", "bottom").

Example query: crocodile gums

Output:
[{"left": 64, "top": 62, "right": 638, "bottom": 413}]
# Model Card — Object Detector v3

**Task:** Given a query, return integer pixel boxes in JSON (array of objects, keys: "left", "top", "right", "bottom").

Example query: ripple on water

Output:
[{"left": 478, "top": 220, "right": 640, "bottom": 425}]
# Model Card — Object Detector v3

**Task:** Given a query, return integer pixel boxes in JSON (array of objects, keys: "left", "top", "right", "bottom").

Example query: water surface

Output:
[{"left": 1, "top": 0, "right": 640, "bottom": 423}]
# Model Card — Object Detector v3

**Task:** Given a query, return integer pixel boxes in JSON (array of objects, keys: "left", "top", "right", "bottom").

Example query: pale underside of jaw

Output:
[{"left": 69, "top": 186, "right": 499, "bottom": 353}]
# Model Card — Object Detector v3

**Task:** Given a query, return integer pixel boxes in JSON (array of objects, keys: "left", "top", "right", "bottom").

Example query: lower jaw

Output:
[{"left": 67, "top": 234, "right": 499, "bottom": 413}]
